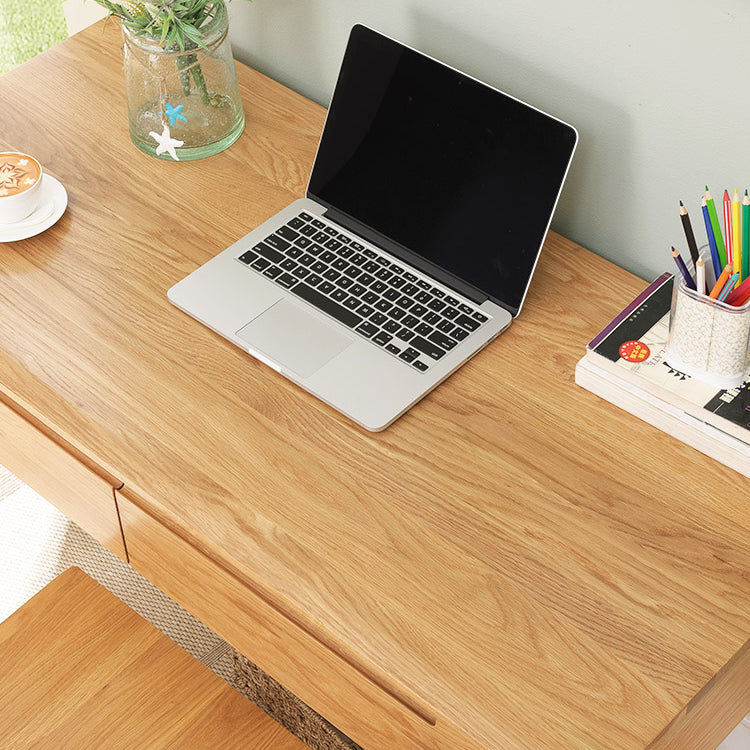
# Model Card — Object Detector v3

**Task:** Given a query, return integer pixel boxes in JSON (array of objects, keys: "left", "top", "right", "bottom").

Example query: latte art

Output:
[{"left": 0, "top": 153, "right": 42, "bottom": 197}]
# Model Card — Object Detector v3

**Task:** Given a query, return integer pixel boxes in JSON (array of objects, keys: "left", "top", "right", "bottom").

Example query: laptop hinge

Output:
[{"left": 321, "top": 206, "right": 488, "bottom": 306}]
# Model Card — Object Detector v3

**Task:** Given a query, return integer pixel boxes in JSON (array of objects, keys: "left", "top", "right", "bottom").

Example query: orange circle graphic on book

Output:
[
  {"left": 0, "top": 153, "right": 41, "bottom": 197},
  {"left": 619, "top": 340, "right": 650, "bottom": 362}
]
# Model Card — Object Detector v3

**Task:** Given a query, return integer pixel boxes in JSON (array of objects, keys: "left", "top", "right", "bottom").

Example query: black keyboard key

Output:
[
  {"left": 385, "top": 343, "right": 402, "bottom": 355},
  {"left": 427, "top": 330, "right": 458, "bottom": 351},
  {"left": 411, "top": 304, "right": 428, "bottom": 318},
  {"left": 424, "top": 311, "right": 441, "bottom": 325},
  {"left": 288, "top": 216, "right": 305, "bottom": 229},
  {"left": 363, "top": 291, "right": 379, "bottom": 304},
  {"left": 250, "top": 257, "right": 272, "bottom": 271},
  {"left": 370, "top": 281, "right": 387, "bottom": 294},
  {"left": 456, "top": 313, "right": 481, "bottom": 332},
  {"left": 276, "top": 272, "right": 297, "bottom": 288},
  {"left": 402, "top": 283, "right": 419, "bottom": 296},
  {"left": 356, "top": 321, "right": 378, "bottom": 338},
  {"left": 238, "top": 249, "right": 259, "bottom": 265},
  {"left": 294, "top": 236, "right": 312, "bottom": 249},
  {"left": 396, "top": 329, "right": 414, "bottom": 342},
  {"left": 402, "top": 314, "right": 420, "bottom": 328},
  {"left": 412, "top": 360, "right": 429, "bottom": 371},
  {"left": 320, "top": 250, "right": 337, "bottom": 264},
  {"left": 389, "top": 307, "right": 407, "bottom": 321},
  {"left": 277, "top": 225, "right": 299, "bottom": 241},
  {"left": 344, "top": 296, "right": 361, "bottom": 310},
  {"left": 318, "top": 281, "right": 335, "bottom": 295},
  {"left": 411, "top": 335, "right": 447, "bottom": 360},
  {"left": 473, "top": 311, "right": 489, "bottom": 323},
  {"left": 428, "top": 298, "right": 446, "bottom": 312},
  {"left": 415, "top": 322, "right": 432, "bottom": 336},
  {"left": 399, "top": 347, "right": 419, "bottom": 363},
  {"left": 373, "top": 331, "right": 393, "bottom": 346},
  {"left": 357, "top": 303, "right": 375, "bottom": 317},
  {"left": 331, "top": 288, "right": 348, "bottom": 302},
  {"left": 294, "top": 282, "right": 362, "bottom": 328},
  {"left": 280, "top": 258, "right": 297, "bottom": 271},
  {"left": 306, "top": 274, "right": 323, "bottom": 287},
  {"left": 292, "top": 266, "right": 310, "bottom": 279},
  {"left": 437, "top": 319, "right": 454, "bottom": 332},
  {"left": 370, "top": 312, "right": 388, "bottom": 326},
  {"left": 311, "top": 261, "right": 327, "bottom": 274},
  {"left": 265, "top": 234, "right": 291, "bottom": 252},
  {"left": 450, "top": 327, "right": 470, "bottom": 342},
  {"left": 403, "top": 271, "right": 418, "bottom": 282},
  {"left": 383, "top": 320, "right": 400, "bottom": 333},
  {"left": 254, "top": 242, "right": 284, "bottom": 264},
  {"left": 262, "top": 265, "right": 282, "bottom": 279},
  {"left": 443, "top": 306, "right": 459, "bottom": 320},
  {"left": 299, "top": 212, "right": 313, "bottom": 221}
]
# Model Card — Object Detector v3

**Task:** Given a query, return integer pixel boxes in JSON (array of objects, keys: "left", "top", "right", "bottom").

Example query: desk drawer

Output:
[
  {"left": 117, "top": 489, "right": 483, "bottom": 750},
  {"left": 0, "top": 398, "right": 126, "bottom": 560}
]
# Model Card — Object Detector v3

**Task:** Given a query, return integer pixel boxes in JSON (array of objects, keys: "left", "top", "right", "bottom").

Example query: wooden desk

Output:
[{"left": 1, "top": 22, "right": 748, "bottom": 750}]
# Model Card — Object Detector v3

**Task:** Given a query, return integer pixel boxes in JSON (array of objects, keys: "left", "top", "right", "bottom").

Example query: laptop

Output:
[{"left": 168, "top": 24, "right": 578, "bottom": 431}]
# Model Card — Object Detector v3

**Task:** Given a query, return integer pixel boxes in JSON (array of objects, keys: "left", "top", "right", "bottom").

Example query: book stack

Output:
[{"left": 575, "top": 272, "right": 750, "bottom": 478}]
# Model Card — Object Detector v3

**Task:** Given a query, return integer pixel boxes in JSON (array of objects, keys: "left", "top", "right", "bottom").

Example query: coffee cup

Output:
[{"left": 0, "top": 152, "right": 44, "bottom": 224}]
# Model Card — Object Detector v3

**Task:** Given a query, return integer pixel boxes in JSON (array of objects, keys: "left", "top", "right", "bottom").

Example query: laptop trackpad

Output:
[{"left": 236, "top": 299, "right": 352, "bottom": 378}]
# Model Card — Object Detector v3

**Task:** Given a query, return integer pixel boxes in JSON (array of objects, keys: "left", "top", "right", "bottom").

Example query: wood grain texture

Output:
[
  {"left": 0, "top": 21, "right": 748, "bottom": 750},
  {"left": 0, "top": 567, "right": 306, "bottom": 749},
  {"left": 0, "top": 395, "right": 126, "bottom": 559}
]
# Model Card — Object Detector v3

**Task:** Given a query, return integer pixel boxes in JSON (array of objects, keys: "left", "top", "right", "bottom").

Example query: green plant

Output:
[
  {"left": 93, "top": 0, "right": 248, "bottom": 108},
  {"left": 91, "top": 0, "right": 242, "bottom": 52}
]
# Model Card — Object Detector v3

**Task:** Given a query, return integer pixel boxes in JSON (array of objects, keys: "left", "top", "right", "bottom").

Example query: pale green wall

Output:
[{"left": 227, "top": 0, "right": 750, "bottom": 284}]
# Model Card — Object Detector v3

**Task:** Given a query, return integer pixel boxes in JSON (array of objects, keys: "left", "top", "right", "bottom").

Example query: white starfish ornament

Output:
[{"left": 149, "top": 124, "right": 184, "bottom": 161}]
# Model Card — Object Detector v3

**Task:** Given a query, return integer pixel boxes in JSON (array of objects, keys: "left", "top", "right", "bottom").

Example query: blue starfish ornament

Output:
[{"left": 163, "top": 102, "right": 187, "bottom": 127}]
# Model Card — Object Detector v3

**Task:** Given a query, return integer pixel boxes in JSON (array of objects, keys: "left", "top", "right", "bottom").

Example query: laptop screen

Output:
[{"left": 307, "top": 25, "right": 578, "bottom": 316}]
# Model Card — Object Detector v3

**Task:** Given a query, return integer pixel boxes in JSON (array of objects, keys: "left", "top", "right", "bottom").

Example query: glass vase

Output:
[{"left": 121, "top": 2, "right": 245, "bottom": 161}]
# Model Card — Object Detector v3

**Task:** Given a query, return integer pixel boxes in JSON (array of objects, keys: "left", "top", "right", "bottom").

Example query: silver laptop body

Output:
[{"left": 169, "top": 25, "right": 578, "bottom": 431}]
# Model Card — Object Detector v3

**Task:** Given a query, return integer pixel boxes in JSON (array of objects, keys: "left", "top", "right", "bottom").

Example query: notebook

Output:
[{"left": 168, "top": 23, "right": 578, "bottom": 431}]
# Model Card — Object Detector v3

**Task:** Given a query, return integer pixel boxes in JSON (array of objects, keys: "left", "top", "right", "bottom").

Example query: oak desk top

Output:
[{"left": 1, "top": 22, "right": 749, "bottom": 750}]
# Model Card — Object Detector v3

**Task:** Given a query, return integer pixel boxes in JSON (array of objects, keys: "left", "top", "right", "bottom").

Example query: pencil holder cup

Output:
[{"left": 666, "top": 279, "right": 750, "bottom": 390}]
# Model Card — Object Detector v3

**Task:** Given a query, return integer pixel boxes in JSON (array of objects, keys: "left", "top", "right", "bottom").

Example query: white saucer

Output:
[{"left": 0, "top": 175, "right": 68, "bottom": 242}]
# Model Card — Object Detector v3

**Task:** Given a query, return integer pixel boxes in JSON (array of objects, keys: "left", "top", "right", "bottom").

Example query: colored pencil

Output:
[
  {"left": 671, "top": 247, "right": 696, "bottom": 290},
  {"left": 743, "top": 189, "right": 750, "bottom": 281},
  {"left": 709, "top": 265, "right": 732, "bottom": 298},
  {"left": 679, "top": 200, "right": 700, "bottom": 267},
  {"left": 695, "top": 257, "right": 705, "bottom": 295},
  {"left": 701, "top": 196, "right": 722, "bottom": 278},
  {"left": 732, "top": 188, "right": 742, "bottom": 280},
  {"left": 724, "top": 274, "right": 750, "bottom": 305},
  {"left": 723, "top": 189, "right": 733, "bottom": 265},
  {"left": 718, "top": 272, "right": 739, "bottom": 302},
  {"left": 705, "top": 187, "right": 728, "bottom": 268}
]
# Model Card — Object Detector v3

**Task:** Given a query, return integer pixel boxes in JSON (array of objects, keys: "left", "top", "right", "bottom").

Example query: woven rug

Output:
[{"left": 0, "top": 464, "right": 359, "bottom": 750}]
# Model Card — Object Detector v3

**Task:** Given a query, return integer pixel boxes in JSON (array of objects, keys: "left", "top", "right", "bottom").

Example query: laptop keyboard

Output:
[{"left": 236, "top": 211, "right": 490, "bottom": 372}]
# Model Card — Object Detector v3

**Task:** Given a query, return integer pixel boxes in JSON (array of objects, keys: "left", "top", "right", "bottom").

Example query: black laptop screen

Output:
[{"left": 307, "top": 25, "right": 577, "bottom": 316}]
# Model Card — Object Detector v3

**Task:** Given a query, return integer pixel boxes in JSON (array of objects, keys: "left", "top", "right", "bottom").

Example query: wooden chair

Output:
[{"left": 0, "top": 567, "right": 306, "bottom": 749}]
